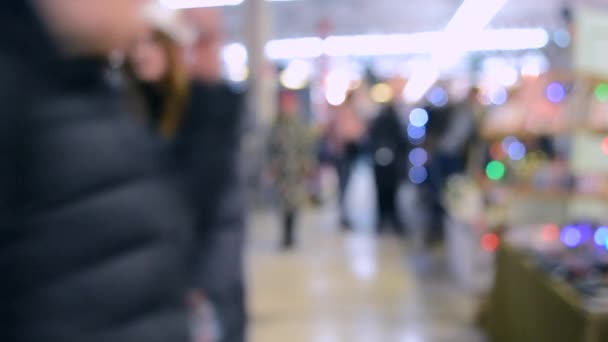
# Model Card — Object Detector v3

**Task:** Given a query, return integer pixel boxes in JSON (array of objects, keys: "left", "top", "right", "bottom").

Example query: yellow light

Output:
[{"left": 370, "top": 83, "right": 394, "bottom": 103}]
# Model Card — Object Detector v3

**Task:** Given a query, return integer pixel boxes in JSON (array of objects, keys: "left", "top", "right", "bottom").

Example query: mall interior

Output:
[{"left": 3, "top": 0, "right": 608, "bottom": 341}]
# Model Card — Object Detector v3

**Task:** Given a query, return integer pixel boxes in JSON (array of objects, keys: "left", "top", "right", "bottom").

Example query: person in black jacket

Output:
[
  {"left": 182, "top": 9, "right": 248, "bottom": 342},
  {"left": 369, "top": 87, "right": 409, "bottom": 235},
  {"left": 0, "top": 2, "right": 194, "bottom": 342}
]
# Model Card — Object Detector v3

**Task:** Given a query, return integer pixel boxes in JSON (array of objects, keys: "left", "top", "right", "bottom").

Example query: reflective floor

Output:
[{"left": 247, "top": 163, "right": 487, "bottom": 342}]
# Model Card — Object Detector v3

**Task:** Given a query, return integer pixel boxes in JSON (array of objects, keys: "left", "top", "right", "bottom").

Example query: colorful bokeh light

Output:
[
  {"left": 507, "top": 142, "right": 527, "bottom": 161},
  {"left": 602, "top": 137, "right": 608, "bottom": 156},
  {"left": 409, "top": 108, "right": 429, "bottom": 127},
  {"left": 595, "top": 83, "right": 608, "bottom": 103},
  {"left": 594, "top": 227, "right": 608, "bottom": 247},
  {"left": 542, "top": 224, "right": 561, "bottom": 241},
  {"left": 486, "top": 161, "right": 506, "bottom": 181},
  {"left": 561, "top": 226, "right": 582, "bottom": 248},
  {"left": 408, "top": 166, "right": 428, "bottom": 185},
  {"left": 546, "top": 82, "right": 566, "bottom": 103},
  {"left": 481, "top": 233, "right": 500, "bottom": 252},
  {"left": 409, "top": 148, "right": 428, "bottom": 167}
]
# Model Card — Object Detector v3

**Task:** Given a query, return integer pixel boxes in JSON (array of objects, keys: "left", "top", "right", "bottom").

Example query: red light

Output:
[
  {"left": 489, "top": 142, "right": 506, "bottom": 160},
  {"left": 542, "top": 224, "right": 560, "bottom": 241},
  {"left": 602, "top": 137, "right": 608, "bottom": 155},
  {"left": 481, "top": 233, "right": 500, "bottom": 252}
]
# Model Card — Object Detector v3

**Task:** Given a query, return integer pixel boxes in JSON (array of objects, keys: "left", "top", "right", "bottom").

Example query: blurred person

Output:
[
  {"left": 427, "top": 88, "right": 478, "bottom": 244},
  {"left": 126, "top": 5, "right": 224, "bottom": 341},
  {"left": 269, "top": 92, "right": 315, "bottom": 250},
  {"left": 125, "top": 4, "right": 194, "bottom": 137},
  {"left": 326, "top": 92, "right": 367, "bottom": 229},
  {"left": 182, "top": 8, "right": 248, "bottom": 342},
  {"left": 0, "top": 1, "right": 195, "bottom": 342},
  {"left": 369, "top": 78, "right": 409, "bottom": 235}
]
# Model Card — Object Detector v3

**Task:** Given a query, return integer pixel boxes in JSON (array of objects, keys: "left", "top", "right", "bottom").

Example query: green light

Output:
[
  {"left": 486, "top": 161, "right": 506, "bottom": 181},
  {"left": 595, "top": 84, "right": 608, "bottom": 102}
]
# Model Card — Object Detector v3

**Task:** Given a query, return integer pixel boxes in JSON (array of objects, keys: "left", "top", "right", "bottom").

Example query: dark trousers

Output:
[
  {"left": 374, "top": 167, "right": 402, "bottom": 234},
  {"left": 197, "top": 231, "right": 247, "bottom": 342},
  {"left": 335, "top": 144, "right": 359, "bottom": 227},
  {"left": 282, "top": 209, "right": 297, "bottom": 249}
]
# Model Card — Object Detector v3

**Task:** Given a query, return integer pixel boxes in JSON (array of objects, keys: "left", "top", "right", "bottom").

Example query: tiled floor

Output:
[
  {"left": 246, "top": 163, "right": 486, "bottom": 342},
  {"left": 247, "top": 208, "right": 486, "bottom": 342}
]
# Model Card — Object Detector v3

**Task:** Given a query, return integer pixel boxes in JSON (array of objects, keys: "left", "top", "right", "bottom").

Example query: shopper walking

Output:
[
  {"left": 0, "top": 2, "right": 194, "bottom": 342},
  {"left": 369, "top": 81, "right": 409, "bottom": 234},
  {"left": 182, "top": 9, "right": 248, "bottom": 342},
  {"left": 327, "top": 93, "right": 366, "bottom": 229},
  {"left": 269, "top": 92, "right": 315, "bottom": 250}
]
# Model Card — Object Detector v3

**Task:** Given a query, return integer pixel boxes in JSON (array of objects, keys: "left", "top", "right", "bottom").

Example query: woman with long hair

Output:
[{"left": 125, "top": 4, "right": 194, "bottom": 138}]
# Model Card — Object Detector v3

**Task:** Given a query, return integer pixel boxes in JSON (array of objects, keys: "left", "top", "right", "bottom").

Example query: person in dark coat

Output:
[
  {"left": 183, "top": 9, "right": 249, "bottom": 342},
  {"left": 369, "top": 95, "right": 409, "bottom": 234},
  {"left": 0, "top": 2, "right": 194, "bottom": 342}
]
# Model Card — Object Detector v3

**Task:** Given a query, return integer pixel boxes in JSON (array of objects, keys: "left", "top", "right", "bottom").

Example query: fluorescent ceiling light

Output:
[
  {"left": 160, "top": 0, "right": 243, "bottom": 8},
  {"left": 265, "top": 37, "right": 323, "bottom": 59},
  {"left": 229, "top": 28, "right": 548, "bottom": 62}
]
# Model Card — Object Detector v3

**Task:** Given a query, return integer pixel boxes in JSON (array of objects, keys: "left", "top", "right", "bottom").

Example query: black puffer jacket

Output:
[{"left": 0, "top": 3, "right": 193, "bottom": 342}]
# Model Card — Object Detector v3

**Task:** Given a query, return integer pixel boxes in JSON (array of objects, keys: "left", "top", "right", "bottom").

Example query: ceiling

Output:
[{"left": 223, "top": 0, "right": 607, "bottom": 41}]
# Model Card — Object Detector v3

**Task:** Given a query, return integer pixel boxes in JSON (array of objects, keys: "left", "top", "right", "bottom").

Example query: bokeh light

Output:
[
  {"left": 602, "top": 137, "right": 608, "bottom": 156},
  {"left": 486, "top": 161, "right": 506, "bottom": 181},
  {"left": 426, "top": 87, "right": 448, "bottom": 107},
  {"left": 280, "top": 60, "right": 312, "bottom": 90},
  {"left": 594, "top": 227, "right": 608, "bottom": 247},
  {"left": 553, "top": 29, "right": 571, "bottom": 48},
  {"left": 409, "top": 108, "right": 429, "bottom": 128},
  {"left": 409, "top": 148, "right": 428, "bottom": 167},
  {"left": 370, "top": 83, "right": 394, "bottom": 103},
  {"left": 489, "top": 87, "right": 508, "bottom": 105},
  {"left": 561, "top": 226, "right": 582, "bottom": 248},
  {"left": 490, "top": 142, "right": 506, "bottom": 160},
  {"left": 507, "top": 141, "right": 526, "bottom": 161},
  {"left": 407, "top": 125, "right": 426, "bottom": 140},
  {"left": 595, "top": 83, "right": 608, "bottom": 103},
  {"left": 481, "top": 233, "right": 500, "bottom": 252},
  {"left": 408, "top": 166, "right": 428, "bottom": 185},
  {"left": 542, "top": 224, "right": 561, "bottom": 241},
  {"left": 546, "top": 82, "right": 565, "bottom": 103}
]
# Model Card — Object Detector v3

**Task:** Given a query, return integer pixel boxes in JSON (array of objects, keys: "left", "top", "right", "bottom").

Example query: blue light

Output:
[
  {"left": 546, "top": 82, "right": 566, "bottom": 103},
  {"left": 409, "top": 108, "right": 429, "bottom": 127},
  {"left": 490, "top": 88, "right": 508, "bottom": 105},
  {"left": 594, "top": 227, "right": 608, "bottom": 247},
  {"left": 409, "top": 148, "right": 428, "bottom": 166},
  {"left": 561, "top": 226, "right": 582, "bottom": 248},
  {"left": 507, "top": 142, "right": 526, "bottom": 161},
  {"left": 427, "top": 87, "right": 448, "bottom": 107},
  {"left": 407, "top": 125, "right": 426, "bottom": 140},
  {"left": 409, "top": 166, "right": 428, "bottom": 184},
  {"left": 502, "top": 136, "right": 518, "bottom": 152},
  {"left": 553, "top": 29, "right": 571, "bottom": 48}
]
